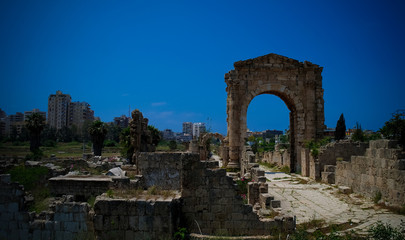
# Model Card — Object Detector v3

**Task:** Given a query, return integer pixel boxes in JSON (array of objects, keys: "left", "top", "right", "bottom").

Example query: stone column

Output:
[{"left": 226, "top": 73, "right": 241, "bottom": 169}]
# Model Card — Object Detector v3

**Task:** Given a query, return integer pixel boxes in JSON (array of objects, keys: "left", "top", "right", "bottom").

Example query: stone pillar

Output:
[{"left": 227, "top": 101, "right": 240, "bottom": 169}]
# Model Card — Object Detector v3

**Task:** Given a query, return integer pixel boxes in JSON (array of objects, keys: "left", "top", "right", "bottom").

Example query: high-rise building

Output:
[
  {"left": 68, "top": 101, "right": 95, "bottom": 130},
  {"left": 0, "top": 108, "right": 6, "bottom": 119},
  {"left": 182, "top": 122, "right": 193, "bottom": 135},
  {"left": 192, "top": 122, "right": 206, "bottom": 139},
  {"left": 0, "top": 109, "right": 7, "bottom": 138},
  {"left": 114, "top": 115, "right": 131, "bottom": 128},
  {"left": 8, "top": 112, "right": 25, "bottom": 135},
  {"left": 48, "top": 90, "right": 71, "bottom": 129},
  {"left": 24, "top": 108, "right": 46, "bottom": 121},
  {"left": 161, "top": 129, "right": 175, "bottom": 140}
]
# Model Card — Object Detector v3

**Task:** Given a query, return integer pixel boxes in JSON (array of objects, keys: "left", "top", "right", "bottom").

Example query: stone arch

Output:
[
  {"left": 225, "top": 53, "right": 325, "bottom": 173},
  {"left": 199, "top": 132, "right": 225, "bottom": 161}
]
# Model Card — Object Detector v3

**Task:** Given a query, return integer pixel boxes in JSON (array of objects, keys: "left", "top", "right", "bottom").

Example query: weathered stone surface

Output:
[
  {"left": 336, "top": 140, "right": 405, "bottom": 206},
  {"left": 130, "top": 109, "right": 157, "bottom": 165},
  {"left": 225, "top": 53, "right": 325, "bottom": 173}
]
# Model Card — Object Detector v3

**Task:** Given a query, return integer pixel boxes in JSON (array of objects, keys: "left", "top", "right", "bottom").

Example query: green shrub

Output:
[
  {"left": 25, "top": 149, "right": 44, "bottom": 161},
  {"left": 174, "top": 227, "right": 188, "bottom": 240},
  {"left": 373, "top": 191, "right": 382, "bottom": 204},
  {"left": 368, "top": 221, "right": 404, "bottom": 240},
  {"left": 104, "top": 140, "right": 117, "bottom": 147},
  {"left": 42, "top": 139, "right": 57, "bottom": 147},
  {"left": 8, "top": 165, "right": 49, "bottom": 191}
]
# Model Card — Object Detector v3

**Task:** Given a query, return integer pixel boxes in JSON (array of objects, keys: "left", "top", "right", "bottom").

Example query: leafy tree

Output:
[
  {"left": 119, "top": 127, "right": 133, "bottom": 159},
  {"left": 57, "top": 126, "right": 73, "bottom": 142},
  {"left": 279, "top": 134, "right": 289, "bottom": 144},
  {"left": 105, "top": 123, "right": 122, "bottom": 143},
  {"left": 379, "top": 113, "right": 405, "bottom": 149},
  {"left": 88, "top": 120, "right": 108, "bottom": 156},
  {"left": 25, "top": 113, "right": 46, "bottom": 152},
  {"left": 40, "top": 125, "right": 57, "bottom": 143},
  {"left": 168, "top": 140, "right": 177, "bottom": 150},
  {"left": 351, "top": 122, "right": 366, "bottom": 142},
  {"left": 335, "top": 113, "right": 346, "bottom": 141},
  {"left": 147, "top": 125, "right": 161, "bottom": 146}
]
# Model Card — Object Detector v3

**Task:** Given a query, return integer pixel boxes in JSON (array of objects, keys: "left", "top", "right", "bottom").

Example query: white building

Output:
[{"left": 192, "top": 122, "right": 206, "bottom": 139}]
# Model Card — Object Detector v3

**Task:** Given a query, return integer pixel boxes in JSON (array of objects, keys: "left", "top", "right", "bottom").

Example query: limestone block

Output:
[
  {"left": 259, "top": 194, "right": 274, "bottom": 209},
  {"left": 128, "top": 216, "right": 139, "bottom": 230},
  {"left": 321, "top": 172, "right": 335, "bottom": 184},
  {"left": 270, "top": 200, "right": 281, "bottom": 208},
  {"left": 338, "top": 186, "right": 352, "bottom": 194},
  {"left": 32, "top": 229, "right": 41, "bottom": 240},
  {"left": 64, "top": 221, "right": 79, "bottom": 232},
  {"left": 124, "top": 230, "right": 135, "bottom": 240},
  {"left": 397, "top": 159, "right": 405, "bottom": 170},
  {"left": 7, "top": 202, "right": 19, "bottom": 213},
  {"left": 324, "top": 165, "right": 336, "bottom": 172}
]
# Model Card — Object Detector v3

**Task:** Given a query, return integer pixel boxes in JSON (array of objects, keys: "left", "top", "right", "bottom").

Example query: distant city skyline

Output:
[{"left": 1, "top": 1, "right": 404, "bottom": 134}]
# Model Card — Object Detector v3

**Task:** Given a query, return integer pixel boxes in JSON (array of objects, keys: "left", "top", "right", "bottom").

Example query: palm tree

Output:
[
  {"left": 25, "top": 113, "right": 46, "bottom": 152},
  {"left": 88, "top": 120, "right": 107, "bottom": 156}
]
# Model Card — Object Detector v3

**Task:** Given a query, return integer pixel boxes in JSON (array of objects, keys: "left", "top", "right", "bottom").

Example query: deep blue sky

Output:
[{"left": 1, "top": 1, "right": 404, "bottom": 134}]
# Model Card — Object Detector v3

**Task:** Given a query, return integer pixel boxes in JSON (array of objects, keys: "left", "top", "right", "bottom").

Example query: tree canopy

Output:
[
  {"left": 335, "top": 113, "right": 346, "bottom": 141},
  {"left": 88, "top": 120, "right": 108, "bottom": 156},
  {"left": 379, "top": 113, "right": 405, "bottom": 149},
  {"left": 25, "top": 113, "right": 46, "bottom": 152}
]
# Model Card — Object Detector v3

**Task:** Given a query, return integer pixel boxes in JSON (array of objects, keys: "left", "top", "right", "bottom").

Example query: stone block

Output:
[
  {"left": 18, "top": 229, "right": 29, "bottom": 240},
  {"left": 321, "top": 172, "right": 335, "bottom": 184},
  {"left": 258, "top": 176, "right": 266, "bottom": 183},
  {"left": 324, "top": 165, "right": 336, "bottom": 172},
  {"left": 93, "top": 215, "right": 103, "bottom": 230},
  {"left": 270, "top": 200, "right": 281, "bottom": 208},
  {"left": 259, "top": 193, "right": 274, "bottom": 209},
  {"left": 73, "top": 213, "right": 85, "bottom": 222},
  {"left": 0, "top": 174, "right": 11, "bottom": 184},
  {"left": 125, "top": 230, "right": 135, "bottom": 240},
  {"left": 338, "top": 186, "right": 352, "bottom": 194},
  {"left": 128, "top": 216, "right": 139, "bottom": 230},
  {"left": 64, "top": 221, "right": 79, "bottom": 232},
  {"left": 32, "top": 229, "right": 41, "bottom": 240}
]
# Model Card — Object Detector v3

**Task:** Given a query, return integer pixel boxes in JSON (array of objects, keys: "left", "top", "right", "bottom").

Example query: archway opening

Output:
[{"left": 246, "top": 94, "right": 293, "bottom": 170}]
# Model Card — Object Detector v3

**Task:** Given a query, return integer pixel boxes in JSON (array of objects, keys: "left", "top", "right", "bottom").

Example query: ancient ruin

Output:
[
  {"left": 225, "top": 53, "right": 325, "bottom": 172},
  {"left": 130, "top": 109, "right": 156, "bottom": 165},
  {"left": 1, "top": 54, "right": 404, "bottom": 239}
]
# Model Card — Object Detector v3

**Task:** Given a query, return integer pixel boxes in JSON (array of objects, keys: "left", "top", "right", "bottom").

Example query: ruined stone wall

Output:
[
  {"left": 137, "top": 152, "right": 183, "bottom": 190},
  {"left": 317, "top": 141, "right": 368, "bottom": 177},
  {"left": 336, "top": 140, "right": 405, "bottom": 206},
  {"left": 261, "top": 150, "right": 291, "bottom": 167},
  {"left": 93, "top": 197, "right": 181, "bottom": 240},
  {"left": 301, "top": 141, "right": 368, "bottom": 179},
  {"left": 49, "top": 176, "right": 113, "bottom": 199},
  {"left": 181, "top": 154, "right": 294, "bottom": 236},
  {"left": 0, "top": 175, "right": 92, "bottom": 240}
]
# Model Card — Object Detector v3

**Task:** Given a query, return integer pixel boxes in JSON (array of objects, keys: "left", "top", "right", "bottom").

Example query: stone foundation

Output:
[
  {"left": 0, "top": 175, "right": 92, "bottom": 240},
  {"left": 93, "top": 196, "right": 181, "bottom": 239}
]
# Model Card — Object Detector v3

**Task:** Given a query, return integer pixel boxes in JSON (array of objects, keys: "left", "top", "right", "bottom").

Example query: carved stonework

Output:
[{"left": 225, "top": 53, "right": 325, "bottom": 173}]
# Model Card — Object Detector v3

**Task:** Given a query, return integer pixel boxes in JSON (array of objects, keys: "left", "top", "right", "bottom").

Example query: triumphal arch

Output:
[{"left": 225, "top": 53, "right": 325, "bottom": 172}]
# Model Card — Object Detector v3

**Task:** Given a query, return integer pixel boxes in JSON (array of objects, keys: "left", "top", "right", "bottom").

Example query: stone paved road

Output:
[{"left": 262, "top": 167, "right": 405, "bottom": 233}]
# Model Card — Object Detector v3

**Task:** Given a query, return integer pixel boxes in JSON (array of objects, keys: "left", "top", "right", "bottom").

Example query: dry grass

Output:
[{"left": 110, "top": 186, "right": 178, "bottom": 200}]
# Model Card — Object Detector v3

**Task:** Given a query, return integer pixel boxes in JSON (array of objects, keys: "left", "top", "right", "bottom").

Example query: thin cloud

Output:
[{"left": 151, "top": 102, "right": 167, "bottom": 107}]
